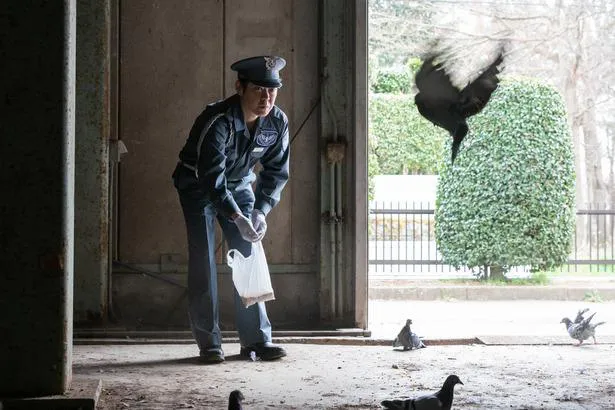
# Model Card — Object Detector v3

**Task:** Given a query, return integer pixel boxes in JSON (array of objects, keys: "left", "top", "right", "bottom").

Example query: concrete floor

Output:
[
  {"left": 72, "top": 300, "right": 615, "bottom": 409},
  {"left": 75, "top": 342, "right": 615, "bottom": 409}
]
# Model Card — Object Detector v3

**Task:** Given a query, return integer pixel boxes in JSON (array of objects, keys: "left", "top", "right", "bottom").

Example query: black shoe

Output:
[
  {"left": 240, "top": 342, "right": 286, "bottom": 361},
  {"left": 199, "top": 347, "right": 225, "bottom": 364}
]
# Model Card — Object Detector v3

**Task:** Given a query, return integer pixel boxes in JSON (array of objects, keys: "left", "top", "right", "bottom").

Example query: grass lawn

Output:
[
  {"left": 439, "top": 264, "right": 615, "bottom": 287},
  {"left": 550, "top": 264, "right": 615, "bottom": 275}
]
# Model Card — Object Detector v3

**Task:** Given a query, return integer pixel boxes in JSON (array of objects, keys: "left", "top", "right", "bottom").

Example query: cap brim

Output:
[{"left": 250, "top": 79, "right": 283, "bottom": 88}]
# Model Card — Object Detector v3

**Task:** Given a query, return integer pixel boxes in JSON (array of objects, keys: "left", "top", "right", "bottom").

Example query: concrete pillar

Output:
[
  {"left": 0, "top": 0, "right": 76, "bottom": 397},
  {"left": 74, "top": 0, "right": 110, "bottom": 324},
  {"left": 351, "top": 0, "right": 369, "bottom": 329},
  {"left": 319, "top": 0, "right": 368, "bottom": 327}
]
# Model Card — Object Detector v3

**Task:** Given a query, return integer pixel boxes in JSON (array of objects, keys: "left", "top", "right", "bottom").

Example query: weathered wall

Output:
[
  {"left": 118, "top": 0, "right": 224, "bottom": 263},
  {"left": 115, "top": 0, "right": 321, "bottom": 328}
]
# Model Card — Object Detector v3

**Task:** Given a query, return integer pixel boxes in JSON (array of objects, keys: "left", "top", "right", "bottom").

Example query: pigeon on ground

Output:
[
  {"left": 410, "top": 330, "right": 426, "bottom": 350},
  {"left": 414, "top": 42, "right": 506, "bottom": 163},
  {"left": 393, "top": 319, "right": 426, "bottom": 350},
  {"left": 228, "top": 390, "right": 244, "bottom": 410},
  {"left": 381, "top": 374, "right": 463, "bottom": 410},
  {"left": 561, "top": 312, "right": 606, "bottom": 345},
  {"left": 574, "top": 308, "right": 589, "bottom": 324}
]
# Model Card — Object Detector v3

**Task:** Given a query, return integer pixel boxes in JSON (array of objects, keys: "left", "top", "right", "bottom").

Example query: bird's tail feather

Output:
[
  {"left": 451, "top": 140, "right": 461, "bottom": 164},
  {"left": 592, "top": 321, "right": 606, "bottom": 328},
  {"left": 381, "top": 399, "right": 412, "bottom": 410}
]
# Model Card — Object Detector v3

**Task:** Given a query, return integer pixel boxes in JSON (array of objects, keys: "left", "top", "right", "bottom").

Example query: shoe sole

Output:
[
  {"left": 240, "top": 349, "right": 286, "bottom": 361},
  {"left": 199, "top": 356, "right": 225, "bottom": 364}
]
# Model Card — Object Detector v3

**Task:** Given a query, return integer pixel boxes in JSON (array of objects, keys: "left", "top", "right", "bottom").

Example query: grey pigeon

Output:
[
  {"left": 410, "top": 331, "right": 426, "bottom": 350},
  {"left": 393, "top": 319, "right": 425, "bottom": 350},
  {"left": 228, "top": 390, "right": 244, "bottom": 410},
  {"left": 381, "top": 374, "right": 463, "bottom": 410},
  {"left": 414, "top": 42, "right": 506, "bottom": 163},
  {"left": 561, "top": 312, "right": 606, "bottom": 345}
]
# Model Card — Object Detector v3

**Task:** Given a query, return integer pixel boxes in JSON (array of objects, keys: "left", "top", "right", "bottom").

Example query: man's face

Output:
[{"left": 238, "top": 81, "right": 278, "bottom": 118}]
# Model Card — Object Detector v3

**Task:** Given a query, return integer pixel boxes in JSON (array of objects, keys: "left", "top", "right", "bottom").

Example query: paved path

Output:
[{"left": 368, "top": 299, "right": 615, "bottom": 340}]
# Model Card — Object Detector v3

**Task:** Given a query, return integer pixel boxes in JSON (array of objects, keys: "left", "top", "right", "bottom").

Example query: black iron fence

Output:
[{"left": 369, "top": 201, "right": 615, "bottom": 278}]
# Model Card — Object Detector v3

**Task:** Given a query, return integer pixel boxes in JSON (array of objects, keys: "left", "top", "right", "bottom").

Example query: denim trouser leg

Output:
[
  {"left": 218, "top": 215, "right": 272, "bottom": 347},
  {"left": 178, "top": 185, "right": 272, "bottom": 351},
  {"left": 179, "top": 192, "right": 221, "bottom": 351}
]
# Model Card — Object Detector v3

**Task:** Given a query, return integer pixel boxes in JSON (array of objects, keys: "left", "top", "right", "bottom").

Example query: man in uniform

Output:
[{"left": 172, "top": 55, "right": 289, "bottom": 364}]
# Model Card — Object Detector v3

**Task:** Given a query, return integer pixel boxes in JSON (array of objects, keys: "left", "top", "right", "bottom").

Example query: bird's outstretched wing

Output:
[
  {"left": 580, "top": 312, "right": 597, "bottom": 328},
  {"left": 415, "top": 55, "right": 460, "bottom": 104},
  {"left": 414, "top": 55, "right": 462, "bottom": 136},
  {"left": 574, "top": 308, "right": 589, "bottom": 324},
  {"left": 458, "top": 49, "right": 505, "bottom": 118}
]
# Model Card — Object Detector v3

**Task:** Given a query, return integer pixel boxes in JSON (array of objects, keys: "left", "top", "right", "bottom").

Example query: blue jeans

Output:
[{"left": 176, "top": 183, "right": 272, "bottom": 351}]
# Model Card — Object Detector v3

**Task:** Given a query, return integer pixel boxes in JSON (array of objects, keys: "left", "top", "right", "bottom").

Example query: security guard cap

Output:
[{"left": 231, "top": 56, "right": 286, "bottom": 88}]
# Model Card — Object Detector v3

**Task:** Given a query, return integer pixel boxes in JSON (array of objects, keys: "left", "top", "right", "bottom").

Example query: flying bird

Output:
[
  {"left": 561, "top": 312, "right": 606, "bottom": 345},
  {"left": 228, "top": 390, "right": 244, "bottom": 410},
  {"left": 393, "top": 319, "right": 426, "bottom": 350},
  {"left": 414, "top": 43, "right": 505, "bottom": 163},
  {"left": 381, "top": 374, "right": 463, "bottom": 410}
]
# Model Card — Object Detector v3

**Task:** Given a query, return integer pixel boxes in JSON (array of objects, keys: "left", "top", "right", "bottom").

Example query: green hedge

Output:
[
  {"left": 371, "top": 69, "right": 413, "bottom": 94},
  {"left": 434, "top": 78, "right": 576, "bottom": 275},
  {"left": 369, "top": 93, "right": 448, "bottom": 175}
]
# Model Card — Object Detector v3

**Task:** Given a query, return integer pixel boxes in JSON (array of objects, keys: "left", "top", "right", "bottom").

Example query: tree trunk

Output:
[
  {"left": 606, "top": 129, "right": 615, "bottom": 249},
  {"left": 559, "top": 5, "right": 587, "bottom": 255},
  {"left": 581, "top": 99, "right": 608, "bottom": 247},
  {"left": 488, "top": 265, "right": 507, "bottom": 281},
  {"left": 563, "top": 58, "right": 589, "bottom": 255},
  {"left": 579, "top": 15, "right": 608, "bottom": 250}
]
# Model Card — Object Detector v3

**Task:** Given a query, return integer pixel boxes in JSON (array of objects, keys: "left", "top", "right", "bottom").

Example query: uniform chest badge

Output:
[{"left": 256, "top": 130, "right": 278, "bottom": 147}]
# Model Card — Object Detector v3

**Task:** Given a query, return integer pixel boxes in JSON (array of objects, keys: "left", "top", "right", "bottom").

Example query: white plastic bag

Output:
[{"left": 227, "top": 241, "right": 275, "bottom": 308}]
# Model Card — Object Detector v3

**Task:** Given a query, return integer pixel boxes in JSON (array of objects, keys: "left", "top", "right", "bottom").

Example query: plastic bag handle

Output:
[{"left": 226, "top": 249, "right": 235, "bottom": 267}]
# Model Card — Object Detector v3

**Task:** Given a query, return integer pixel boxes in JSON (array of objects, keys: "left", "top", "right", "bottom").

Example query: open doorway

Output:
[{"left": 105, "top": 0, "right": 369, "bottom": 333}]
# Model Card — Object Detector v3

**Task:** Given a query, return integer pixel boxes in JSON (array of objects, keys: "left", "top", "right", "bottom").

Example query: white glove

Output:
[
  {"left": 251, "top": 210, "right": 267, "bottom": 240},
  {"left": 233, "top": 213, "right": 259, "bottom": 243}
]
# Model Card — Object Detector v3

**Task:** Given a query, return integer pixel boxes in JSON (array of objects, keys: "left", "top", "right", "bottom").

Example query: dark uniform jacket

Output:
[{"left": 174, "top": 94, "right": 290, "bottom": 218}]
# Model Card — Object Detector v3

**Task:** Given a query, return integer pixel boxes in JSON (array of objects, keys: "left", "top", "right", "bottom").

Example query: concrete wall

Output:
[
  {"left": 118, "top": 0, "right": 224, "bottom": 264},
  {"left": 114, "top": 1, "right": 321, "bottom": 328}
]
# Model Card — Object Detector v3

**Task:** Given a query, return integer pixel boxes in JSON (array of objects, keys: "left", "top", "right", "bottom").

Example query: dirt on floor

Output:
[{"left": 74, "top": 342, "right": 615, "bottom": 410}]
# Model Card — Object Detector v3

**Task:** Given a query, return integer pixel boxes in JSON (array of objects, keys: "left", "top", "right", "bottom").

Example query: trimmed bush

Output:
[
  {"left": 369, "top": 93, "right": 448, "bottom": 175},
  {"left": 371, "top": 69, "right": 413, "bottom": 94},
  {"left": 434, "top": 78, "right": 576, "bottom": 276}
]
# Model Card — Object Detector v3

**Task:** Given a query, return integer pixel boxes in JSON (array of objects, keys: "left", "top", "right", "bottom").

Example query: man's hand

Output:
[
  {"left": 251, "top": 210, "right": 267, "bottom": 240},
  {"left": 233, "top": 213, "right": 260, "bottom": 242}
]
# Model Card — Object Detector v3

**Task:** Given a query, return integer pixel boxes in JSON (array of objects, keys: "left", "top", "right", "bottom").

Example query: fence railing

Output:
[{"left": 368, "top": 201, "right": 615, "bottom": 278}]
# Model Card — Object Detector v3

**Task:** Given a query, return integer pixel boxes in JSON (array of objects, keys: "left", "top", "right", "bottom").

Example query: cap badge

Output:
[{"left": 264, "top": 56, "right": 276, "bottom": 70}]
